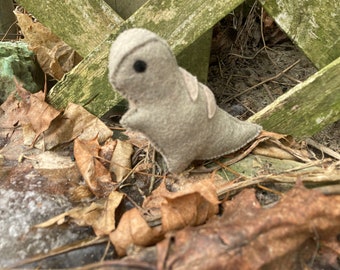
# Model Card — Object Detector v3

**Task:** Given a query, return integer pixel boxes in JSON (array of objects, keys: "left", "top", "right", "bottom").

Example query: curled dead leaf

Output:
[
  {"left": 92, "top": 191, "right": 125, "bottom": 236},
  {"left": 110, "top": 179, "right": 219, "bottom": 256},
  {"left": 74, "top": 137, "right": 113, "bottom": 197},
  {"left": 160, "top": 179, "right": 219, "bottom": 231},
  {"left": 110, "top": 208, "right": 164, "bottom": 256}
]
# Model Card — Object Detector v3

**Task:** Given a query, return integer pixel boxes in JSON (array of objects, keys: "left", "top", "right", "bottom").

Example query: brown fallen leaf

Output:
[
  {"left": 0, "top": 81, "right": 60, "bottom": 146},
  {"left": 15, "top": 11, "right": 82, "bottom": 80},
  {"left": 152, "top": 185, "right": 340, "bottom": 270},
  {"left": 253, "top": 141, "right": 300, "bottom": 160},
  {"left": 92, "top": 191, "right": 125, "bottom": 235},
  {"left": 110, "top": 207, "right": 164, "bottom": 256},
  {"left": 110, "top": 139, "right": 134, "bottom": 182},
  {"left": 110, "top": 179, "right": 220, "bottom": 256},
  {"left": 35, "top": 190, "right": 124, "bottom": 236},
  {"left": 31, "top": 103, "right": 113, "bottom": 150},
  {"left": 0, "top": 91, "right": 25, "bottom": 128},
  {"left": 160, "top": 179, "right": 220, "bottom": 231},
  {"left": 15, "top": 81, "right": 61, "bottom": 144},
  {"left": 74, "top": 137, "right": 114, "bottom": 197},
  {"left": 124, "top": 130, "right": 150, "bottom": 149}
]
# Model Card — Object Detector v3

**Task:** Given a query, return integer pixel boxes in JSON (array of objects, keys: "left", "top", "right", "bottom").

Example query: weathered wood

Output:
[
  {"left": 105, "top": 0, "right": 212, "bottom": 83},
  {"left": 177, "top": 29, "right": 213, "bottom": 83},
  {"left": 47, "top": 0, "right": 244, "bottom": 116},
  {"left": 250, "top": 57, "right": 340, "bottom": 138},
  {"left": 260, "top": 0, "right": 340, "bottom": 69},
  {"left": 104, "top": 0, "right": 146, "bottom": 19},
  {"left": 16, "top": 0, "right": 123, "bottom": 57}
]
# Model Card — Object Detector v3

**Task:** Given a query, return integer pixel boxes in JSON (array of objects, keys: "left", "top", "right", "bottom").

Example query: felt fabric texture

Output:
[{"left": 108, "top": 28, "right": 262, "bottom": 173}]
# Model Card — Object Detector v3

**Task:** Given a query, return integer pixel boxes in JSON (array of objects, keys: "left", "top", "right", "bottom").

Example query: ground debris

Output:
[{"left": 118, "top": 185, "right": 340, "bottom": 270}]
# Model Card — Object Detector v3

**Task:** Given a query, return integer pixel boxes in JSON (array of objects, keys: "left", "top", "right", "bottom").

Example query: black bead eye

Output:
[{"left": 133, "top": 60, "right": 147, "bottom": 73}]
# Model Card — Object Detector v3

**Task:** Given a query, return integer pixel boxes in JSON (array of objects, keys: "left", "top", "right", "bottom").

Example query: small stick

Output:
[
  {"left": 149, "top": 146, "right": 157, "bottom": 194},
  {"left": 305, "top": 138, "right": 340, "bottom": 160},
  {"left": 224, "top": 59, "right": 301, "bottom": 103}
]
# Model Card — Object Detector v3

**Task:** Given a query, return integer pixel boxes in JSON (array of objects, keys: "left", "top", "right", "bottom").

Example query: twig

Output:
[
  {"left": 268, "top": 138, "right": 311, "bottom": 163},
  {"left": 235, "top": 97, "right": 256, "bottom": 115},
  {"left": 313, "top": 184, "right": 340, "bottom": 195},
  {"left": 9, "top": 236, "right": 108, "bottom": 268},
  {"left": 148, "top": 146, "right": 157, "bottom": 194},
  {"left": 263, "top": 83, "right": 275, "bottom": 102},
  {"left": 228, "top": 46, "right": 266, "bottom": 60},
  {"left": 100, "top": 239, "right": 111, "bottom": 262},
  {"left": 1, "top": 20, "right": 18, "bottom": 41},
  {"left": 224, "top": 59, "right": 300, "bottom": 103},
  {"left": 260, "top": 6, "right": 267, "bottom": 49},
  {"left": 305, "top": 138, "right": 340, "bottom": 160}
]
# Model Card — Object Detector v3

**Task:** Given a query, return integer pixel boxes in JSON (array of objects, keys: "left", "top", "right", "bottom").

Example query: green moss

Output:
[
  {"left": 260, "top": 0, "right": 340, "bottom": 68},
  {"left": 252, "top": 57, "right": 340, "bottom": 138},
  {"left": 48, "top": 0, "right": 245, "bottom": 117},
  {"left": 0, "top": 42, "right": 43, "bottom": 103}
]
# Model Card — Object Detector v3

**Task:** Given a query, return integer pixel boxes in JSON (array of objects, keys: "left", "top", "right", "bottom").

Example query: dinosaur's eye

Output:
[{"left": 133, "top": 60, "right": 147, "bottom": 73}]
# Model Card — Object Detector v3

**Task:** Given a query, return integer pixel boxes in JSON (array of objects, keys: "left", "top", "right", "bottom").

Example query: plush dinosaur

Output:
[{"left": 108, "top": 28, "right": 262, "bottom": 173}]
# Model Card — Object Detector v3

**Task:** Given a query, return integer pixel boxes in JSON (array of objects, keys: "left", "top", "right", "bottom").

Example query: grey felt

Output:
[{"left": 108, "top": 28, "right": 262, "bottom": 173}]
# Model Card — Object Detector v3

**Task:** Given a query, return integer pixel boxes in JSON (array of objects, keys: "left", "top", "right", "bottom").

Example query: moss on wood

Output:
[
  {"left": 260, "top": 0, "right": 340, "bottom": 69},
  {"left": 250, "top": 57, "right": 340, "bottom": 138},
  {"left": 46, "top": 0, "right": 244, "bottom": 116},
  {"left": 16, "top": 0, "right": 122, "bottom": 57}
]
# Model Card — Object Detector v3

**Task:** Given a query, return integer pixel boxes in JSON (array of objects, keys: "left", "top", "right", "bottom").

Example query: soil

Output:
[{"left": 207, "top": 3, "right": 339, "bottom": 153}]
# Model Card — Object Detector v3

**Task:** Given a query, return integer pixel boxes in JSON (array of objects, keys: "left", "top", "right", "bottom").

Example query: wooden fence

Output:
[{"left": 16, "top": 0, "right": 340, "bottom": 138}]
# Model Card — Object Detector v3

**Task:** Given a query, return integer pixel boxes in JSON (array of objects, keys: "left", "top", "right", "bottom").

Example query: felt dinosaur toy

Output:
[{"left": 108, "top": 28, "right": 262, "bottom": 173}]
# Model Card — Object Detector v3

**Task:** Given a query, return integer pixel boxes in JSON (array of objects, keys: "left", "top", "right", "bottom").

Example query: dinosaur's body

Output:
[{"left": 108, "top": 28, "right": 262, "bottom": 173}]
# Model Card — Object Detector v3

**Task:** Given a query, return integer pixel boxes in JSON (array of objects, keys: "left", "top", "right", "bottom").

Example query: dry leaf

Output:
[
  {"left": 32, "top": 103, "right": 113, "bottom": 150},
  {"left": 124, "top": 130, "right": 149, "bottom": 149},
  {"left": 35, "top": 203, "right": 101, "bottom": 228},
  {"left": 110, "top": 179, "right": 220, "bottom": 256},
  {"left": 36, "top": 191, "right": 124, "bottom": 236},
  {"left": 110, "top": 207, "right": 164, "bottom": 256},
  {"left": 74, "top": 137, "right": 114, "bottom": 197},
  {"left": 15, "top": 81, "right": 60, "bottom": 143},
  {"left": 160, "top": 179, "right": 219, "bottom": 231},
  {"left": 110, "top": 139, "right": 133, "bottom": 182},
  {"left": 254, "top": 131, "right": 311, "bottom": 162},
  {"left": 152, "top": 185, "right": 340, "bottom": 269},
  {"left": 0, "top": 81, "right": 60, "bottom": 146},
  {"left": 15, "top": 11, "right": 82, "bottom": 80},
  {"left": 92, "top": 191, "right": 124, "bottom": 236},
  {"left": 0, "top": 91, "right": 25, "bottom": 128}
]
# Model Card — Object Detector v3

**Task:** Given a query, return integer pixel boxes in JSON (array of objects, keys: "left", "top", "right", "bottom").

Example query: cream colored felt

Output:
[{"left": 108, "top": 28, "right": 262, "bottom": 173}]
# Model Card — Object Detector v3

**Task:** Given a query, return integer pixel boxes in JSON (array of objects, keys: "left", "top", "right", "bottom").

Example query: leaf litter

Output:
[{"left": 1, "top": 82, "right": 340, "bottom": 268}]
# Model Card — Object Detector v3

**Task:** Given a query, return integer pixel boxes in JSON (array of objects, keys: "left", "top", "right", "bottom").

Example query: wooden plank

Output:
[
  {"left": 16, "top": 0, "right": 123, "bottom": 57},
  {"left": 104, "top": 0, "right": 146, "bottom": 19},
  {"left": 250, "top": 57, "right": 340, "bottom": 138},
  {"left": 260, "top": 0, "right": 340, "bottom": 69},
  {"left": 47, "top": 0, "right": 244, "bottom": 117},
  {"left": 177, "top": 29, "right": 212, "bottom": 83},
  {"left": 106, "top": 0, "right": 212, "bottom": 83}
]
